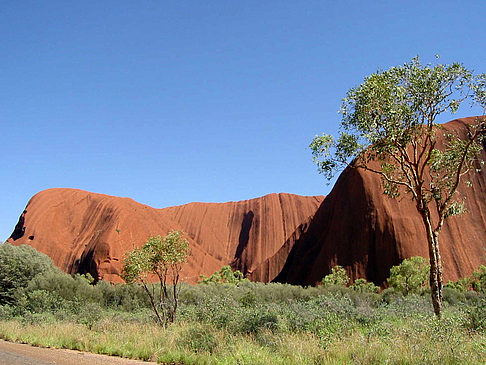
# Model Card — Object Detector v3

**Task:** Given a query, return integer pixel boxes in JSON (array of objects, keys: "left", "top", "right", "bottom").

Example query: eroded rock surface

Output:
[
  {"left": 8, "top": 117, "right": 486, "bottom": 285},
  {"left": 275, "top": 117, "right": 486, "bottom": 285},
  {"left": 8, "top": 189, "right": 323, "bottom": 283}
]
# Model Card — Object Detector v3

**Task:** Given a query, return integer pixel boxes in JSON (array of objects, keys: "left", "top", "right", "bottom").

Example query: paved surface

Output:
[{"left": 0, "top": 340, "right": 158, "bottom": 365}]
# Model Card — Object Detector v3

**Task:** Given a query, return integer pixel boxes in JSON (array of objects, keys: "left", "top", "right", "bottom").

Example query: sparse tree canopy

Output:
[
  {"left": 310, "top": 57, "right": 486, "bottom": 317},
  {"left": 121, "top": 230, "right": 190, "bottom": 326}
]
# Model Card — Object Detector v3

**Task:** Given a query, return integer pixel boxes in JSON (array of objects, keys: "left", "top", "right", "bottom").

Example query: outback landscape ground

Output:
[{"left": 2, "top": 117, "right": 486, "bottom": 364}]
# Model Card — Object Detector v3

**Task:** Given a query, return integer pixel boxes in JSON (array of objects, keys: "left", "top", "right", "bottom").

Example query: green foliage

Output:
[
  {"left": 467, "top": 299, "right": 486, "bottom": 331},
  {"left": 178, "top": 324, "right": 218, "bottom": 354},
  {"left": 472, "top": 265, "right": 486, "bottom": 293},
  {"left": 121, "top": 230, "right": 190, "bottom": 326},
  {"left": 350, "top": 278, "right": 380, "bottom": 293},
  {"left": 0, "top": 244, "right": 58, "bottom": 305},
  {"left": 311, "top": 57, "right": 485, "bottom": 185},
  {"left": 321, "top": 265, "right": 350, "bottom": 287},
  {"left": 446, "top": 276, "right": 473, "bottom": 292},
  {"left": 310, "top": 56, "right": 486, "bottom": 317},
  {"left": 198, "top": 265, "right": 247, "bottom": 285},
  {"left": 388, "top": 256, "right": 429, "bottom": 295}
]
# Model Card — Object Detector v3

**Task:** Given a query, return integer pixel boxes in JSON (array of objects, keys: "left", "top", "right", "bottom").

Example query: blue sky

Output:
[{"left": 2, "top": 1, "right": 486, "bottom": 240}]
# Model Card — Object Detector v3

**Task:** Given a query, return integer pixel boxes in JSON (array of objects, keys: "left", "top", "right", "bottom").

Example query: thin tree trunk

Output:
[
  {"left": 142, "top": 282, "right": 164, "bottom": 325},
  {"left": 420, "top": 207, "right": 443, "bottom": 318}
]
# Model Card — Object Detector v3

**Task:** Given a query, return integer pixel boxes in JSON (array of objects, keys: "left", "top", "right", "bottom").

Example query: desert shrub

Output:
[
  {"left": 94, "top": 280, "right": 150, "bottom": 311},
  {"left": 178, "top": 324, "right": 218, "bottom": 354},
  {"left": 321, "top": 265, "right": 349, "bottom": 287},
  {"left": 76, "top": 302, "right": 104, "bottom": 329},
  {"left": 472, "top": 265, "right": 486, "bottom": 293},
  {"left": 388, "top": 256, "right": 429, "bottom": 295},
  {"left": 380, "top": 287, "right": 403, "bottom": 304},
  {"left": 441, "top": 286, "right": 477, "bottom": 306},
  {"left": 189, "top": 295, "right": 240, "bottom": 328},
  {"left": 349, "top": 278, "right": 380, "bottom": 293},
  {"left": 239, "top": 289, "right": 258, "bottom": 307},
  {"left": 0, "top": 244, "right": 58, "bottom": 305},
  {"left": 383, "top": 293, "right": 433, "bottom": 318},
  {"left": 236, "top": 304, "right": 279, "bottom": 334},
  {"left": 21, "top": 289, "right": 73, "bottom": 314},
  {"left": 446, "top": 276, "right": 473, "bottom": 292},
  {"left": 467, "top": 299, "right": 486, "bottom": 331},
  {"left": 27, "top": 270, "right": 100, "bottom": 304},
  {"left": 198, "top": 265, "right": 247, "bottom": 285},
  {"left": 0, "top": 305, "right": 14, "bottom": 319}
]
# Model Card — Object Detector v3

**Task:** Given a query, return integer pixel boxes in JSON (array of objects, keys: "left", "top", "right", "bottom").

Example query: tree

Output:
[
  {"left": 310, "top": 57, "right": 486, "bottom": 317},
  {"left": 321, "top": 265, "right": 350, "bottom": 287},
  {"left": 121, "top": 230, "right": 190, "bottom": 326},
  {"left": 388, "top": 256, "right": 429, "bottom": 295}
]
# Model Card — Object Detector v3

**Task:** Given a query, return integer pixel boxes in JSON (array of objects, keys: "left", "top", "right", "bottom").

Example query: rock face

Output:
[
  {"left": 8, "top": 117, "right": 486, "bottom": 286},
  {"left": 7, "top": 189, "right": 324, "bottom": 283},
  {"left": 275, "top": 117, "right": 486, "bottom": 286}
]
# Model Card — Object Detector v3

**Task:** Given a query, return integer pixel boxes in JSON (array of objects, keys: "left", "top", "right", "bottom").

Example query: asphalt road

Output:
[{"left": 0, "top": 340, "right": 158, "bottom": 365}]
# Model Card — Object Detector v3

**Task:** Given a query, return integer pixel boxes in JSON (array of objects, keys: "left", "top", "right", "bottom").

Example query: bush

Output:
[
  {"left": 0, "top": 244, "right": 58, "bottom": 305},
  {"left": 237, "top": 304, "right": 279, "bottom": 334},
  {"left": 388, "top": 256, "right": 429, "bottom": 295},
  {"left": 467, "top": 299, "right": 486, "bottom": 331},
  {"left": 178, "top": 324, "right": 218, "bottom": 354},
  {"left": 321, "top": 265, "right": 349, "bottom": 287},
  {"left": 472, "top": 265, "right": 486, "bottom": 293},
  {"left": 350, "top": 278, "right": 380, "bottom": 293},
  {"left": 198, "top": 265, "right": 247, "bottom": 285}
]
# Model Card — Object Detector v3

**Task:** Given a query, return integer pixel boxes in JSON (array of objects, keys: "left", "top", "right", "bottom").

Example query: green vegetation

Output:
[
  {"left": 388, "top": 256, "right": 429, "bottom": 295},
  {"left": 121, "top": 231, "right": 190, "bottom": 326},
  {"left": 1, "top": 244, "right": 486, "bottom": 363},
  {"left": 0, "top": 243, "right": 59, "bottom": 305},
  {"left": 310, "top": 56, "right": 486, "bottom": 317},
  {"left": 321, "top": 265, "right": 349, "bottom": 287},
  {"left": 199, "top": 265, "right": 247, "bottom": 285}
]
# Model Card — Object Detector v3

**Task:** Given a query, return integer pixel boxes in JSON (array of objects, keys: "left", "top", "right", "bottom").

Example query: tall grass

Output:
[{"left": 1, "top": 282, "right": 486, "bottom": 364}]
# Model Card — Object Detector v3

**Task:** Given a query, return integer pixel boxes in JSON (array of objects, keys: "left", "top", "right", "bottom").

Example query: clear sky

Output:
[{"left": 2, "top": 1, "right": 486, "bottom": 240}]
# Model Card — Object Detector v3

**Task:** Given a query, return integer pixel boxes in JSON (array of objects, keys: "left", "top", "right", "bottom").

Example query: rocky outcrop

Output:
[
  {"left": 275, "top": 117, "right": 486, "bottom": 285},
  {"left": 8, "top": 189, "right": 324, "bottom": 283},
  {"left": 8, "top": 117, "right": 486, "bottom": 286}
]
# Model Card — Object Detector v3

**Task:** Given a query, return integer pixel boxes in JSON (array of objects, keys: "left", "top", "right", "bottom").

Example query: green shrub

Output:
[
  {"left": 349, "top": 278, "right": 380, "bottom": 293},
  {"left": 467, "top": 299, "right": 486, "bottom": 331},
  {"left": 388, "top": 256, "right": 429, "bottom": 295},
  {"left": 321, "top": 265, "right": 349, "bottom": 287},
  {"left": 178, "top": 324, "right": 218, "bottom": 354},
  {"left": 199, "top": 265, "right": 248, "bottom": 285},
  {"left": 446, "top": 276, "right": 473, "bottom": 292},
  {"left": 0, "top": 244, "right": 58, "bottom": 305},
  {"left": 237, "top": 304, "right": 279, "bottom": 334},
  {"left": 472, "top": 265, "right": 486, "bottom": 293}
]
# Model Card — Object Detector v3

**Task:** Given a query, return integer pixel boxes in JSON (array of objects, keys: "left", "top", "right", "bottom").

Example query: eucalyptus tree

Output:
[
  {"left": 310, "top": 57, "right": 486, "bottom": 317},
  {"left": 121, "top": 230, "right": 190, "bottom": 326}
]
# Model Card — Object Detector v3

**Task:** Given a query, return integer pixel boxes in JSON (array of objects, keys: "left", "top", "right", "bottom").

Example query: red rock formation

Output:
[
  {"left": 275, "top": 117, "right": 486, "bottom": 285},
  {"left": 8, "top": 117, "right": 486, "bottom": 286},
  {"left": 7, "top": 189, "right": 323, "bottom": 283}
]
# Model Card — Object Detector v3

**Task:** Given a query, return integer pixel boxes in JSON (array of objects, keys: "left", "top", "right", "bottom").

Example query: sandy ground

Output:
[{"left": 0, "top": 340, "right": 159, "bottom": 365}]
